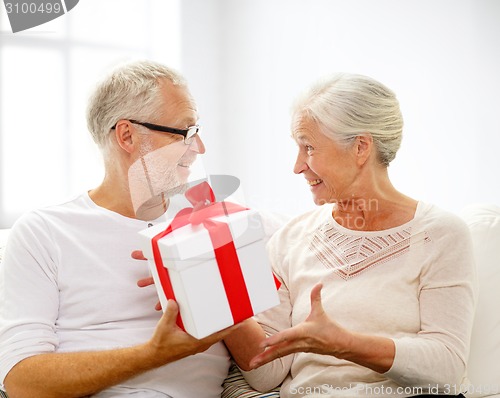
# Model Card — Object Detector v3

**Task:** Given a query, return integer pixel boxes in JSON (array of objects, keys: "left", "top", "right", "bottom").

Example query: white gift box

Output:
[{"left": 138, "top": 207, "right": 280, "bottom": 339}]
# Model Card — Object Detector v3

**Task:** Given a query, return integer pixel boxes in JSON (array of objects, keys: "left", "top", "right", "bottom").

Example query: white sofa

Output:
[
  {"left": 460, "top": 204, "right": 500, "bottom": 398},
  {"left": 0, "top": 204, "right": 499, "bottom": 397}
]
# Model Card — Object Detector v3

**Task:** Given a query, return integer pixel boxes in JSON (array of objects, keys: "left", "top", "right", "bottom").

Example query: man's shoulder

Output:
[{"left": 11, "top": 193, "right": 89, "bottom": 232}]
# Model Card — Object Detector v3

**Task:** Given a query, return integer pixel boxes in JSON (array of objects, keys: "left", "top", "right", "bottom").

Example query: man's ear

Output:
[
  {"left": 114, "top": 120, "right": 135, "bottom": 154},
  {"left": 355, "top": 134, "right": 373, "bottom": 166}
]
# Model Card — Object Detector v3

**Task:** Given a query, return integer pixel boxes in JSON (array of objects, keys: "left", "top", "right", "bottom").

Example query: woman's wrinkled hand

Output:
[{"left": 249, "top": 283, "right": 351, "bottom": 369}]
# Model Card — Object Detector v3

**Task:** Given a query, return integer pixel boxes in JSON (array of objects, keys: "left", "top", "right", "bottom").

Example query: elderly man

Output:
[{"left": 0, "top": 60, "right": 238, "bottom": 397}]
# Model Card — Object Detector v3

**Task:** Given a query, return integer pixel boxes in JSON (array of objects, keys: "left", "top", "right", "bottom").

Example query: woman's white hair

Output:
[
  {"left": 86, "top": 60, "right": 187, "bottom": 150},
  {"left": 292, "top": 73, "right": 403, "bottom": 166}
]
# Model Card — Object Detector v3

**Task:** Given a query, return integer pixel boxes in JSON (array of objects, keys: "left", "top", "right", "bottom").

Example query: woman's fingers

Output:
[{"left": 308, "top": 283, "right": 325, "bottom": 319}]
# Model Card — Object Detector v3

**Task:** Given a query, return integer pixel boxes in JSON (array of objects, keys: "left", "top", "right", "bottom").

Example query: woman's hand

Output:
[
  {"left": 249, "top": 283, "right": 351, "bottom": 369},
  {"left": 249, "top": 283, "right": 395, "bottom": 373}
]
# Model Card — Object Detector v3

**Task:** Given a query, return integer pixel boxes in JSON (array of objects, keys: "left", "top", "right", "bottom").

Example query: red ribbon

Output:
[{"left": 151, "top": 182, "right": 255, "bottom": 331}]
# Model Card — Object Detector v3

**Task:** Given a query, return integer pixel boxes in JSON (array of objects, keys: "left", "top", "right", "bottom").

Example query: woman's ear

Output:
[
  {"left": 355, "top": 134, "right": 373, "bottom": 166},
  {"left": 114, "top": 120, "right": 135, "bottom": 154}
]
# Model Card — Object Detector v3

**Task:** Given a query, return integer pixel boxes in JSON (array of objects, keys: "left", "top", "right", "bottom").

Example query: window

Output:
[{"left": 0, "top": 0, "right": 181, "bottom": 228}]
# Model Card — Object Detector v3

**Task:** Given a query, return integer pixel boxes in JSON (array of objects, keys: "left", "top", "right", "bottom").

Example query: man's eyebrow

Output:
[{"left": 176, "top": 117, "right": 198, "bottom": 127}]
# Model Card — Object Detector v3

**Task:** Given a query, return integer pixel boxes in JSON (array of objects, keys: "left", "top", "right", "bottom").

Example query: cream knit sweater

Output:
[{"left": 243, "top": 202, "right": 477, "bottom": 398}]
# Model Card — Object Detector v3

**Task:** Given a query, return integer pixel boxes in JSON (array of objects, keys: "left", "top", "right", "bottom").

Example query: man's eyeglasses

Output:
[{"left": 112, "top": 120, "right": 200, "bottom": 145}]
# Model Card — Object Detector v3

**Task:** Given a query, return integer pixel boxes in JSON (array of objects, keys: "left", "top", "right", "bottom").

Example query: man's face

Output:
[{"left": 128, "top": 80, "right": 205, "bottom": 215}]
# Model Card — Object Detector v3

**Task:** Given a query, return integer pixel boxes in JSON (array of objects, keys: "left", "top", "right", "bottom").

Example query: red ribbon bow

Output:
[{"left": 151, "top": 181, "right": 254, "bottom": 331}]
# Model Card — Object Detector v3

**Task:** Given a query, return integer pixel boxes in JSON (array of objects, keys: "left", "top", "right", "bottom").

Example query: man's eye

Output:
[{"left": 305, "top": 145, "right": 314, "bottom": 153}]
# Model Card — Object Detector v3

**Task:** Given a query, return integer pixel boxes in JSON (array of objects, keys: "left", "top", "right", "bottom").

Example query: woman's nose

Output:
[{"left": 293, "top": 153, "right": 308, "bottom": 174}]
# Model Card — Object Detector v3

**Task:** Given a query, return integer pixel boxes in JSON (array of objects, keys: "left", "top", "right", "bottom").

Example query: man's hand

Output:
[
  {"left": 131, "top": 249, "right": 236, "bottom": 351},
  {"left": 144, "top": 298, "right": 235, "bottom": 365},
  {"left": 132, "top": 250, "right": 162, "bottom": 310},
  {"left": 132, "top": 248, "right": 234, "bottom": 364}
]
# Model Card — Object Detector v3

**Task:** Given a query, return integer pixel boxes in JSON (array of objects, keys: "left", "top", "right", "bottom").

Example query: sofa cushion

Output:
[
  {"left": 0, "top": 229, "right": 9, "bottom": 264},
  {"left": 222, "top": 362, "right": 279, "bottom": 398},
  {"left": 461, "top": 204, "right": 500, "bottom": 397}
]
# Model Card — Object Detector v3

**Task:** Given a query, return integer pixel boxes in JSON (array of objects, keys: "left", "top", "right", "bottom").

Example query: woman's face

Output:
[{"left": 292, "top": 114, "right": 358, "bottom": 206}]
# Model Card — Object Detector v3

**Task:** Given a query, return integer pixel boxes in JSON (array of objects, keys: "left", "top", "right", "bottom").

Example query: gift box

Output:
[{"left": 138, "top": 204, "right": 280, "bottom": 339}]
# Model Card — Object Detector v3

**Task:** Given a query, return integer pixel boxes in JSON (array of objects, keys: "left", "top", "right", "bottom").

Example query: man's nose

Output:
[{"left": 190, "top": 134, "right": 206, "bottom": 154}]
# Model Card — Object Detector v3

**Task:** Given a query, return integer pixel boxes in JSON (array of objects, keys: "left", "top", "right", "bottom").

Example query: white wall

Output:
[
  {"left": 1, "top": 0, "right": 499, "bottom": 226},
  {"left": 181, "top": 0, "right": 500, "bottom": 216}
]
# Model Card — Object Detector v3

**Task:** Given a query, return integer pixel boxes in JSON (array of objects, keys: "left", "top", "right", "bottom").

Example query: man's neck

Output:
[
  {"left": 134, "top": 194, "right": 169, "bottom": 221},
  {"left": 89, "top": 179, "right": 168, "bottom": 221},
  {"left": 88, "top": 182, "right": 136, "bottom": 219}
]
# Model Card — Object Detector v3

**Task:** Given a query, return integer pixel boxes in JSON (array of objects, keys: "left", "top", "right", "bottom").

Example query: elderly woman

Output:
[{"left": 225, "top": 73, "right": 476, "bottom": 398}]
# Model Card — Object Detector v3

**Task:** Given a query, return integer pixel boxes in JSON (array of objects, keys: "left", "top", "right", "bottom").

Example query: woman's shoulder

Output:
[
  {"left": 417, "top": 201, "right": 470, "bottom": 237},
  {"left": 268, "top": 205, "right": 333, "bottom": 246}
]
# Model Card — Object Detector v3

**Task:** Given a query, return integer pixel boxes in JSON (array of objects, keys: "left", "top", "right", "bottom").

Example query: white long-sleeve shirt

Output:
[
  {"left": 0, "top": 193, "right": 230, "bottom": 397},
  {"left": 243, "top": 202, "right": 477, "bottom": 398}
]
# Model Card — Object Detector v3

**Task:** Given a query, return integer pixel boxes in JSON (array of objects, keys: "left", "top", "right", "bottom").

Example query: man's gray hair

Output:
[
  {"left": 292, "top": 73, "right": 403, "bottom": 166},
  {"left": 86, "top": 60, "right": 187, "bottom": 149}
]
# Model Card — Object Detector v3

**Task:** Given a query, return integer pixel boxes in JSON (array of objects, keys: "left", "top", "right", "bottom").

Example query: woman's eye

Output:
[{"left": 305, "top": 145, "right": 314, "bottom": 153}]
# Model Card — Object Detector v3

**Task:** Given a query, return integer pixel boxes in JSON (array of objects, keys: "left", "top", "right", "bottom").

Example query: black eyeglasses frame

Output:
[{"left": 112, "top": 119, "right": 200, "bottom": 145}]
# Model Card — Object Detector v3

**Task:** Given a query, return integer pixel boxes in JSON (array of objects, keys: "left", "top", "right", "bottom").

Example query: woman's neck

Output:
[{"left": 332, "top": 171, "right": 418, "bottom": 231}]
